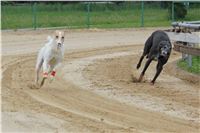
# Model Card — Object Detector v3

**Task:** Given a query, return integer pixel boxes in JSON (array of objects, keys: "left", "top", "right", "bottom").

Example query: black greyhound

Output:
[{"left": 136, "top": 30, "right": 172, "bottom": 85}]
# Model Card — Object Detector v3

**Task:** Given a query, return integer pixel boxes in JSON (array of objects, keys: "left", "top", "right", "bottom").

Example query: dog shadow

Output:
[
  {"left": 28, "top": 84, "right": 40, "bottom": 89},
  {"left": 131, "top": 74, "right": 147, "bottom": 83},
  {"left": 131, "top": 75, "right": 139, "bottom": 83},
  {"left": 27, "top": 78, "right": 54, "bottom": 90}
]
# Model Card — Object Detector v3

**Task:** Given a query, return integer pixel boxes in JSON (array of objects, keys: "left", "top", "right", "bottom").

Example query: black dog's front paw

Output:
[
  {"left": 150, "top": 81, "right": 155, "bottom": 85},
  {"left": 136, "top": 64, "right": 140, "bottom": 69}
]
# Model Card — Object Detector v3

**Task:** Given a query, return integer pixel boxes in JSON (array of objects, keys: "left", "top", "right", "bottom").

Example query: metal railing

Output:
[{"left": 167, "top": 21, "right": 200, "bottom": 67}]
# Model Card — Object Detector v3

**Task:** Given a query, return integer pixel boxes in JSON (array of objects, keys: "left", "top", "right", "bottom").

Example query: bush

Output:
[{"left": 175, "top": 3, "right": 187, "bottom": 19}]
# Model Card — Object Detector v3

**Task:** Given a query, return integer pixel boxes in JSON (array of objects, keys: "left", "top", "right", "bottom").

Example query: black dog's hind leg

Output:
[
  {"left": 138, "top": 58, "right": 153, "bottom": 82},
  {"left": 151, "top": 62, "right": 163, "bottom": 84},
  {"left": 136, "top": 55, "right": 145, "bottom": 69},
  {"left": 136, "top": 35, "right": 153, "bottom": 69}
]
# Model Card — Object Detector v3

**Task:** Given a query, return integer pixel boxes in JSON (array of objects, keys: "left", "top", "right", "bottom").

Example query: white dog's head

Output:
[{"left": 55, "top": 30, "right": 65, "bottom": 49}]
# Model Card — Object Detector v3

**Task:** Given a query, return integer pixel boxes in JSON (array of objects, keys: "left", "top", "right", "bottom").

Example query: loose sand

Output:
[{"left": 1, "top": 28, "right": 199, "bottom": 132}]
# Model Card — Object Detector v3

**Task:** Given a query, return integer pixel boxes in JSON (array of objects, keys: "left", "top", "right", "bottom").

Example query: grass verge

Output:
[
  {"left": 177, "top": 56, "right": 200, "bottom": 74},
  {"left": 1, "top": 3, "right": 200, "bottom": 29}
]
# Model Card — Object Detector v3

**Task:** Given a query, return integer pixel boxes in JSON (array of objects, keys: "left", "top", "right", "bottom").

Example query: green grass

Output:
[
  {"left": 1, "top": 3, "right": 200, "bottom": 29},
  {"left": 177, "top": 56, "right": 200, "bottom": 74}
]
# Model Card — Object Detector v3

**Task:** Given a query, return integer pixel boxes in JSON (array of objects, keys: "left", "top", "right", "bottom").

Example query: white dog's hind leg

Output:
[
  {"left": 35, "top": 49, "right": 44, "bottom": 85},
  {"left": 35, "top": 59, "right": 43, "bottom": 85}
]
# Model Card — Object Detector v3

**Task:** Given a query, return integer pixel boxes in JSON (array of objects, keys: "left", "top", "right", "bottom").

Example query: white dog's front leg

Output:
[
  {"left": 42, "top": 60, "right": 49, "bottom": 78},
  {"left": 40, "top": 60, "right": 49, "bottom": 87},
  {"left": 49, "top": 70, "right": 56, "bottom": 83},
  {"left": 49, "top": 63, "right": 61, "bottom": 83}
]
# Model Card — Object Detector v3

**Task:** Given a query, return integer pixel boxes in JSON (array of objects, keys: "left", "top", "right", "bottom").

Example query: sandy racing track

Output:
[{"left": 1, "top": 28, "right": 200, "bottom": 132}]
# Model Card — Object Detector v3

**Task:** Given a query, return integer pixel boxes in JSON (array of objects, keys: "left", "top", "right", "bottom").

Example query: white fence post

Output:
[{"left": 187, "top": 55, "right": 192, "bottom": 67}]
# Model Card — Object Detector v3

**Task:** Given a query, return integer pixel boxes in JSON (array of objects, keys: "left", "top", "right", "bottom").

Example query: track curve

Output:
[{"left": 2, "top": 45, "right": 199, "bottom": 132}]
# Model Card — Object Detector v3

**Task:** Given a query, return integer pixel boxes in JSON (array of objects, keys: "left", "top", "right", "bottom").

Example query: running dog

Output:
[
  {"left": 136, "top": 30, "right": 172, "bottom": 85},
  {"left": 35, "top": 30, "right": 65, "bottom": 87}
]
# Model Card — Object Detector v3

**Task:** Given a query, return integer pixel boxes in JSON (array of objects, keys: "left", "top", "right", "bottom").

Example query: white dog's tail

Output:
[
  {"left": 44, "top": 36, "right": 54, "bottom": 47},
  {"left": 47, "top": 36, "right": 53, "bottom": 43}
]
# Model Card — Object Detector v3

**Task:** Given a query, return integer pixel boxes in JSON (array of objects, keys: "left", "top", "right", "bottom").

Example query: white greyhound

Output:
[{"left": 35, "top": 30, "right": 65, "bottom": 87}]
